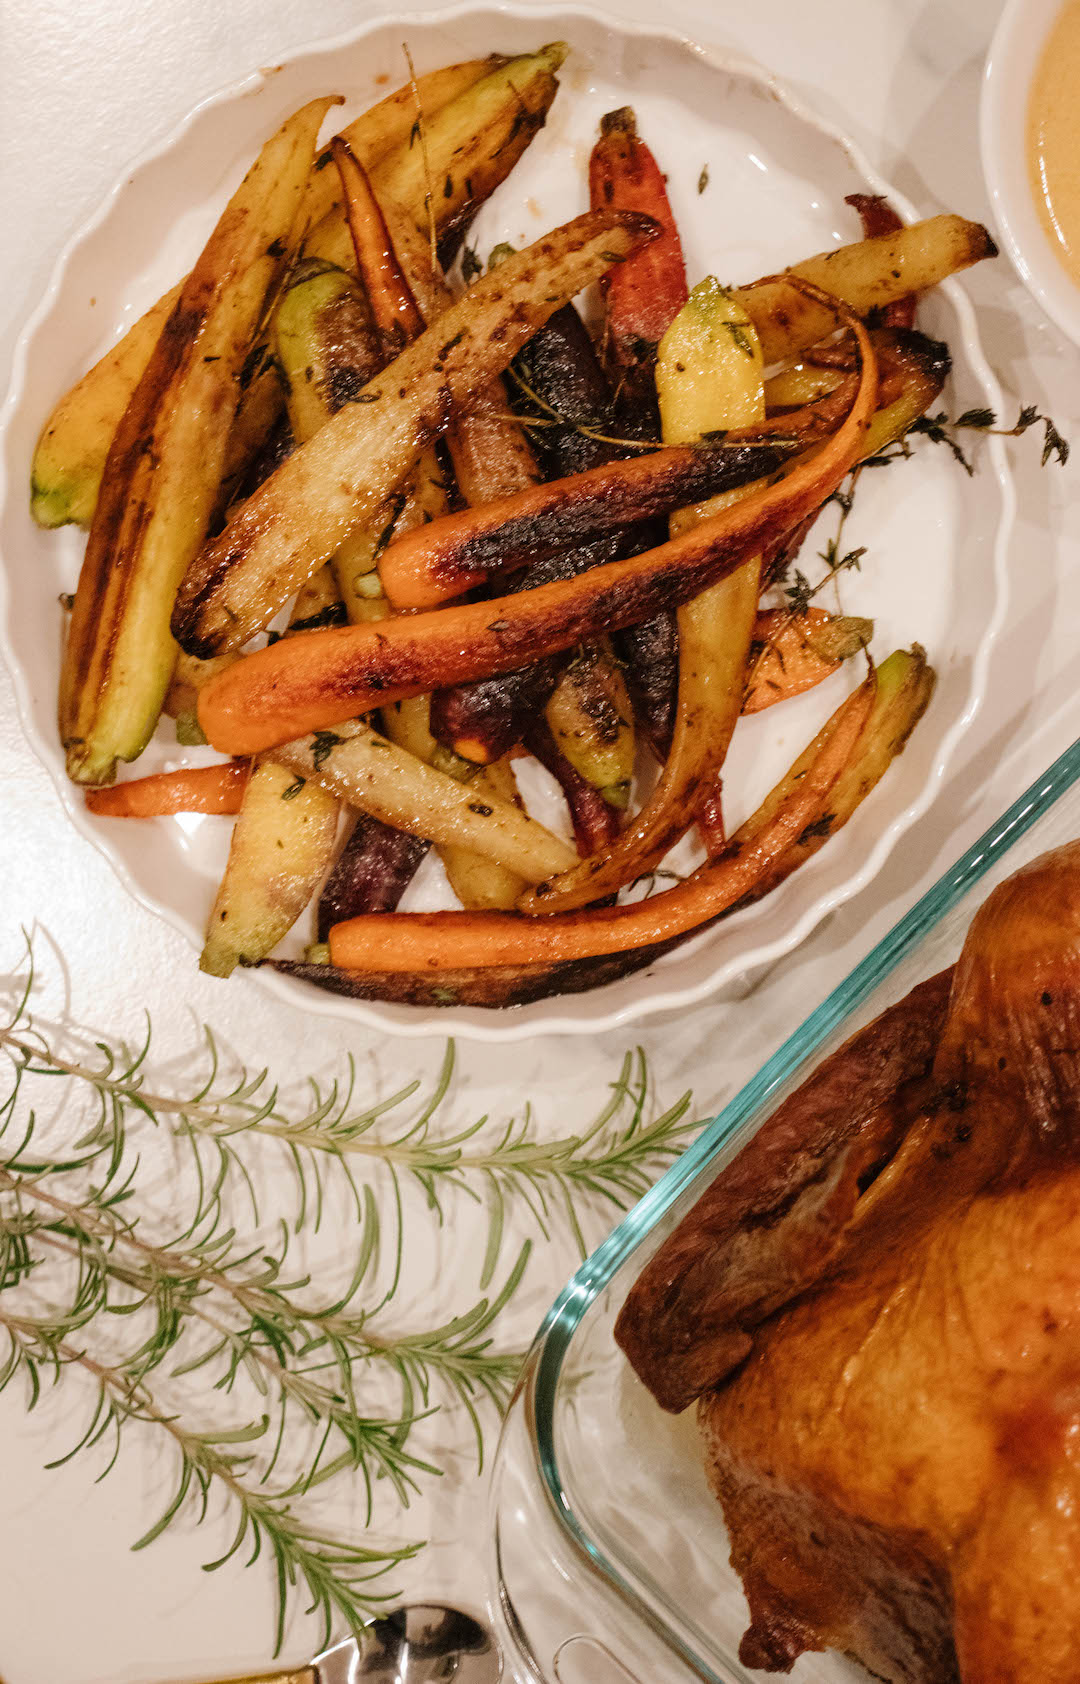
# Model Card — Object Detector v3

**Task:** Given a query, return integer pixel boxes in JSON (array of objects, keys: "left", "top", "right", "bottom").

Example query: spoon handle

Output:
[{"left": 185, "top": 1670, "right": 315, "bottom": 1684}]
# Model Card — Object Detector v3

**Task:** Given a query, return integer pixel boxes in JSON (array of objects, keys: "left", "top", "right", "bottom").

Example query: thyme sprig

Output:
[
  {"left": 866, "top": 403, "right": 1069, "bottom": 476},
  {"left": 769, "top": 464, "right": 870, "bottom": 625}
]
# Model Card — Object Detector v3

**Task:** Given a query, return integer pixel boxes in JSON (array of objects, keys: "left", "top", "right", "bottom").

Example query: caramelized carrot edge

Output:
[
  {"left": 198, "top": 288, "right": 877, "bottom": 758},
  {"left": 326, "top": 677, "right": 872, "bottom": 971},
  {"left": 85, "top": 760, "right": 250, "bottom": 817}
]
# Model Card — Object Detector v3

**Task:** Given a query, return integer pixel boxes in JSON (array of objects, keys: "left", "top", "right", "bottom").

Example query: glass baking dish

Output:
[{"left": 490, "top": 735, "right": 1080, "bottom": 1684}]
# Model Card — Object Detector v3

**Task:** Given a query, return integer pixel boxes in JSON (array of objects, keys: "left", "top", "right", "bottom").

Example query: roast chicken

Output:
[{"left": 615, "top": 840, "right": 1080, "bottom": 1683}]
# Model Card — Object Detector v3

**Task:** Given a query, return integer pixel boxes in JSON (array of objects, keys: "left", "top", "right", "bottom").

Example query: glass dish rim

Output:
[{"left": 523, "top": 733, "right": 1080, "bottom": 1680}]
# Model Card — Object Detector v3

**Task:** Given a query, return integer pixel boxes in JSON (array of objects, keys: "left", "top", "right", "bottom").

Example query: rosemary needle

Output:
[{"left": 0, "top": 943, "right": 700, "bottom": 1649}]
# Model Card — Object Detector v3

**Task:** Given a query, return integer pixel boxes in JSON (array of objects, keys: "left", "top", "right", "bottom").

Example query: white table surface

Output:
[{"left": 0, "top": 0, "right": 1073, "bottom": 1678}]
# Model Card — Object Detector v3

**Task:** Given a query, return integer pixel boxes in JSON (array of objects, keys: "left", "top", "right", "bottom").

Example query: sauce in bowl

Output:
[{"left": 1028, "top": 0, "right": 1080, "bottom": 285}]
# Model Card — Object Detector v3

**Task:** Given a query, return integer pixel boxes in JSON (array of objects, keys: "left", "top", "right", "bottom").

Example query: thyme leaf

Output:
[
  {"left": 311, "top": 730, "right": 345, "bottom": 771},
  {"left": 906, "top": 403, "right": 1069, "bottom": 469}
]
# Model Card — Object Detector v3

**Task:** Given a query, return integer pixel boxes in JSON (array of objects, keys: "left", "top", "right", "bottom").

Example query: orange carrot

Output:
[
  {"left": 326, "top": 676, "right": 872, "bottom": 971},
  {"left": 332, "top": 137, "right": 426, "bottom": 344},
  {"left": 85, "top": 761, "right": 249, "bottom": 817},
  {"left": 743, "top": 608, "right": 864, "bottom": 714},
  {"left": 199, "top": 297, "right": 877, "bottom": 758},
  {"left": 379, "top": 436, "right": 796, "bottom": 610},
  {"left": 589, "top": 107, "right": 688, "bottom": 402}
]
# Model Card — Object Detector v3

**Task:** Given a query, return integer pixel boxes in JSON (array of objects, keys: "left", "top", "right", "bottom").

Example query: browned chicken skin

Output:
[{"left": 616, "top": 840, "right": 1080, "bottom": 1682}]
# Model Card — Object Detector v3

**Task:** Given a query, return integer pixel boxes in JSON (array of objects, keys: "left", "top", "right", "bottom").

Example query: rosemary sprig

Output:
[
  {"left": 3, "top": 989, "right": 695, "bottom": 1278},
  {"left": 0, "top": 1281, "right": 420, "bottom": 1653},
  {"left": 0, "top": 949, "right": 699, "bottom": 1647}
]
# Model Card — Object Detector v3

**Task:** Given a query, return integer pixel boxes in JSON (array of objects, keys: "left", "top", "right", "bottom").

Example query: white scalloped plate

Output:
[{"left": 0, "top": 2, "right": 1012, "bottom": 1042}]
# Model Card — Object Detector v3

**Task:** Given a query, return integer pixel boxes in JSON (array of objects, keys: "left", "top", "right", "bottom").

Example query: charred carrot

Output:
[
  {"left": 744, "top": 609, "right": 872, "bottom": 713},
  {"left": 589, "top": 106, "right": 689, "bottom": 425},
  {"left": 428, "top": 297, "right": 625, "bottom": 763},
  {"left": 544, "top": 646, "right": 635, "bottom": 809},
  {"left": 264, "top": 947, "right": 664, "bottom": 1009},
  {"left": 517, "top": 277, "right": 765, "bottom": 914},
  {"left": 589, "top": 105, "right": 691, "bottom": 748},
  {"left": 735, "top": 645, "right": 934, "bottom": 906},
  {"left": 616, "top": 611, "right": 679, "bottom": 760},
  {"left": 429, "top": 648, "right": 570, "bottom": 766},
  {"left": 317, "top": 816, "right": 430, "bottom": 934},
  {"left": 85, "top": 761, "right": 249, "bottom": 817},
  {"left": 199, "top": 295, "right": 878, "bottom": 757},
  {"left": 345, "top": 193, "right": 558, "bottom": 767},
  {"left": 173, "top": 209, "right": 659, "bottom": 659},
  {"left": 511, "top": 297, "right": 622, "bottom": 472},
  {"left": 379, "top": 435, "right": 795, "bottom": 609},
  {"left": 511, "top": 294, "right": 679, "bottom": 755},
  {"left": 524, "top": 720, "right": 621, "bottom": 857},
  {"left": 739, "top": 216, "right": 993, "bottom": 365},
  {"left": 429, "top": 293, "right": 626, "bottom": 764},
  {"left": 427, "top": 533, "right": 622, "bottom": 764},
  {"left": 326, "top": 676, "right": 873, "bottom": 972},
  {"left": 333, "top": 137, "right": 426, "bottom": 347},
  {"left": 336, "top": 176, "right": 560, "bottom": 909}
]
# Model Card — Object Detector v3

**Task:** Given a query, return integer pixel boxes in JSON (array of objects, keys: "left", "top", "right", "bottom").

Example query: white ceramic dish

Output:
[
  {"left": 982, "top": 0, "right": 1080, "bottom": 342},
  {"left": 0, "top": 3, "right": 1012, "bottom": 1043}
]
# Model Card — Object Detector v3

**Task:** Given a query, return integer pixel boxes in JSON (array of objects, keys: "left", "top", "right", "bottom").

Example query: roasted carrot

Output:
[
  {"left": 544, "top": 646, "right": 635, "bottom": 809},
  {"left": 514, "top": 279, "right": 764, "bottom": 914},
  {"left": 738, "top": 216, "right": 993, "bottom": 365},
  {"left": 338, "top": 174, "right": 565, "bottom": 801},
  {"left": 735, "top": 645, "right": 935, "bottom": 905},
  {"left": 553, "top": 277, "right": 769, "bottom": 907},
  {"left": 426, "top": 531, "right": 623, "bottom": 765},
  {"left": 428, "top": 297, "right": 625, "bottom": 765},
  {"left": 589, "top": 111, "right": 691, "bottom": 750},
  {"left": 430, "top": 297, "right": 641, "bottom": 765},
  {"left": 379, "top": 435, "right": 795, "bottom": 609},
  {"left": 589, "top": 106, "right": 689, "bottom": 425},
  {"left": 198, "top": 294, "right": 877, "bottom": 757},
  {"left": 845, "top": 193, "right": 916, "bottom": 329},
  {"left": 173, "top": 209, "right": 658, "bottom": 659},
  {"left": 524, "top": 721, "right": 621, "bottom": 857},
  {"left": 743, "top": 609, "right": 872, "bottom": 714},
  {"left": 333, "top": 137, "right": 426, "bottom": 346},
  {"left": 264, "top": 948, "right": 665, "bottom": 1008},
  {"left": 617, "top": 610, "right": 679, "bottom": 760},
  {"left": 326, "top": 675, "right": 872, "bottom": 972},
  {"left": 332, "top": 173, "right": 558, "bottom": 908},
  {"left": 85, "top": 761, "right": 249, "bottom": 817},
  {"left": 317, "top": 816, "right": 430, "bottom": 934},
  {"left": 428, "top": 647, "right": 571, "bottom": 766},
  {"left": 511, "top": 293, "right": 679, "bottom": 757}
]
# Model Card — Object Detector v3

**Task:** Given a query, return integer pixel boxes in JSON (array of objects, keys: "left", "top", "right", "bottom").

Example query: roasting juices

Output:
[{"left": 1028, "top": 0, "right": 1080, "bottom": 286}]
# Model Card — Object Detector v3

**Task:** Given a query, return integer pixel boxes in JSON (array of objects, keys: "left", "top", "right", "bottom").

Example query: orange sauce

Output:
[{"left": 1028, "top": 0, "right": 1080, "bottom": 284}]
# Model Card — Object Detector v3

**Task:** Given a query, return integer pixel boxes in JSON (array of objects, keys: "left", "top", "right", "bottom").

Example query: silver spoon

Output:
[
  {"left": 355, "top": 1605, "right": 499, "bottom": 1681},
  {"left": 194, "top": 1604, "right": 500, "bottom": 1684}
]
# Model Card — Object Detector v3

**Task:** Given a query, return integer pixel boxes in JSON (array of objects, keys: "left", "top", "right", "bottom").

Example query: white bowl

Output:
[
  {"left": 981, "top": 0, "right": 1080, "bottom": 341},
  {"left": 0, "top": 3, "right": 1012, "bottom": 1041}
]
